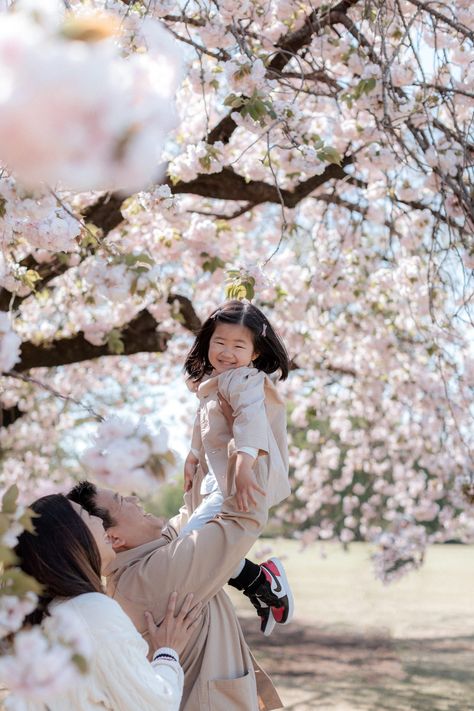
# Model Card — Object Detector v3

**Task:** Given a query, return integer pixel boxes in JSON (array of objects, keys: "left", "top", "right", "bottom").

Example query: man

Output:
[{"left": 68, "top": 462, "right": 286, "bottom": 711}]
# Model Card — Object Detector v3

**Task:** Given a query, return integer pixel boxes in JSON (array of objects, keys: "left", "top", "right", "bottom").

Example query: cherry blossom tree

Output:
[{"left": 1, "top": 0, "right": 473, "bottom": 606}]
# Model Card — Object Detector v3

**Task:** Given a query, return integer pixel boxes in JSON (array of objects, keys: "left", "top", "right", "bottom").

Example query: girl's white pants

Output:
[{"left": 178, "top": 490, "right": 225, "bottom": 538}]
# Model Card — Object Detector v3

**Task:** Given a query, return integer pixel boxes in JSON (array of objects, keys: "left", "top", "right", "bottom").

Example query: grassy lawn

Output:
[{"left": 228, "top": 540, "right": 474, "bottom": 711}]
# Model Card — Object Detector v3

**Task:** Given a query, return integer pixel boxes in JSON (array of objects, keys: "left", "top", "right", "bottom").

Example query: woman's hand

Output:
[
  {"left": 183, "top": 451, "right": 199, "bottom": 492},
  {"left": 145, "top": 592, "right": 202, "bottom": 658}
]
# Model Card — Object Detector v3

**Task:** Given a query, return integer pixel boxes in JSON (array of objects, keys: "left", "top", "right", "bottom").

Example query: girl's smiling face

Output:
[{"left": 208, "top": 322, "right": 258, "bottom": 374}]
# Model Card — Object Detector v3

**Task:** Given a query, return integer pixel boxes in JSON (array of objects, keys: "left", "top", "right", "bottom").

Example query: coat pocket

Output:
[{"left": 206, "top": 670, "right": 259, "bottom": 711}]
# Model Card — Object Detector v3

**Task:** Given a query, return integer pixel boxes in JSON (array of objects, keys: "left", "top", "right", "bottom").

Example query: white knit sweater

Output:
[{"left": 8, "top": 593, "right": 183, "bottom": 711}]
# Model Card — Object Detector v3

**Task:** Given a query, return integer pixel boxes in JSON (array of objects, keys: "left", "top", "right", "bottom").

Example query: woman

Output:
[{"left": 11, "top": 493, "right": 201, "bottom": 710}]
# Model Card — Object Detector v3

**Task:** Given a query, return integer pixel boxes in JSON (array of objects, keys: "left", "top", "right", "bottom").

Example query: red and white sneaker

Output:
[
  {"left": 254, "top": 557, "right": 294, "bottom": 636},
  {"left": 247, "top": 596, "right": 276, "bottom": 636}
]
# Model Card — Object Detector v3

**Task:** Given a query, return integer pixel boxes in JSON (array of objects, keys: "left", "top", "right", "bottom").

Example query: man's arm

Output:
[
  {"left": 162, "top": 457, "right": 208, "bottom": 539},
  {"left": 133, "top": 455, "right": 268, "bottom": 623}
]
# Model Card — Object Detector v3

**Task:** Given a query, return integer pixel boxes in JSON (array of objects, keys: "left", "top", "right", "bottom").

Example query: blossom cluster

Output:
[
  {"left": 0, "top": 3, "right": 181, "bottom": 191},
  {"left": 0, "top": 605, "right": 91, "bottom": 709},
  {"left": 372, "top": 520, "right": 427, "bottom": 583},
  {"left": 0, "top": 177, "right": 81, "bottom": 256},
  {"left": 0, "top": 312, "right": 21, "bottom": 373},
  {"left": 82, "top": 416, "right": 176, "bottom": 494}
]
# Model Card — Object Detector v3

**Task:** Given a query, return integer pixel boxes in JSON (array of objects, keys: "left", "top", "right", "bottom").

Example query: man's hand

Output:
[
  {"left": 184, "top": 451, "right": 198, "bottom": 492},
  {"left": 235, "top": 452, "right": 265, "bottom": 512}
]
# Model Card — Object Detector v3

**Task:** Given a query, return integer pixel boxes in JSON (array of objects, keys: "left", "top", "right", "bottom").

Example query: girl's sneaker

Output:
[{"left": 245, "top": 557, "right": 294, "bottom": 636}]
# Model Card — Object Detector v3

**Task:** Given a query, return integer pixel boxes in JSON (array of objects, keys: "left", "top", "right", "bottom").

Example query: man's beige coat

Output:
[
  {"left": 191, "top": 366, "right": 290, "bottom": 507},
  {"left": 105, "top": 467, "right": 283, "bottom": 711}
]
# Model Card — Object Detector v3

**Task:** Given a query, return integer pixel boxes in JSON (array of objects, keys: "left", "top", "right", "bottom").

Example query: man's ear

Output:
[{"left": 107, "top": 530, "right": 126, "bottom": 551}]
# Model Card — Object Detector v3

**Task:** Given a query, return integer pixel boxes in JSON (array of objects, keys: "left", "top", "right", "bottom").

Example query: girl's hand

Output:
[
  {"left": 145, "top": 592, "right": 202, "bottom": 658},
  {"left": 184, "top": 451, "right": 198, "bottom": 492},
  {"left": 235, "top": 454, "right": 265, "bottom": 512}
]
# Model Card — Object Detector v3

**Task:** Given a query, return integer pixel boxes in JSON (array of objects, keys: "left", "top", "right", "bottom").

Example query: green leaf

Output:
[
  {"left": 365, "top": 77, "right": 376, "bottom": 93},
  {"left": 107, "top": 329, "right": 125, "bottom": 355},
  {"left": 275, "top": 285, "right": 288, "bottom": 301},
  {"left": 81, "top": 223, "right": 102, "bottom": 248},
  {"left": 2, "top": 485, "right": 18, "bottom": 515},
  {"left": 317, "top": 146, "right": 342, "bottom": 166},
  {"left": 21, "top": 269, "right": 41, "bottom": 290},
  {"left": 245, "top": 281, "right": 255, "bottom": 300},
  {"left": 226, "top": 283, "right": 248, "bottom": 300},
  {"left": 198, "top": 155, "right": 212, "bottom": 171},
  {"left": 0, "top": 545, "right": 17, "bottom": 566},
  {"left": 225, "top": 273, "right": 256, "bottom": 301},
  {"left": 71, "top": 653, "right": 89, "bottom": 675},
  {"left": 223, "top": 93, "right": 245, "bottom": 109},
  {"left": 247, "top": 104, "right": 262, "bottom": 122},
  {"left": 122, "top": 253, "right": 154, "bottom": 268},
  {"left": 168, "top": 173, "right": 181, "bottom": 187},
  {"left": 202, "top": 255, "right": 226, "bottom": 274},
  {"left": 18, "top": 510, "right": 39, "bottom": 533},
  {"left": 2, "top": 568, "right": 42, "bottom": 596},
  {"left": 0, "top": 516, "right": 10, "bottom": 537}
]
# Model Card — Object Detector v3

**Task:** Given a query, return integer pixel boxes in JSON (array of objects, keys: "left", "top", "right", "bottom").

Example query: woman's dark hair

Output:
[
  {"left": 184, "top": 300, "right": 289, "bottom": 382},
  {"left": 15, "top": 494, "right": 103, "bottom": 625}
]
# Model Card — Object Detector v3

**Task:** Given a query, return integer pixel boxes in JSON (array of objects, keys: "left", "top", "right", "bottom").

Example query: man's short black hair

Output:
[{"left": 67, "top": 480, "right": 116, "bottom": 529}]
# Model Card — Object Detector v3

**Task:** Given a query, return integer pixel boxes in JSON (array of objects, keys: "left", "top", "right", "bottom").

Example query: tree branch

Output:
[
  {"left": 206, "top": 0, "right": 362, "bottom": 144},
  {"left": 15, "top": 309, "right": 169, "bottom": 371},
  {"left": 0, "top": 404, "right": 24, "bottom": 428},
  {"left": 406, "top": 0, "right": 474, "bottom": 41},
  {"left": 12, "top": 294, "right": 200, "bottom": 372},
  {"left": 167, "top": 293, "right": 201, "bottom": 333},
  {"left": 173, "top": 156, "right": 356, "bottom": 208}
]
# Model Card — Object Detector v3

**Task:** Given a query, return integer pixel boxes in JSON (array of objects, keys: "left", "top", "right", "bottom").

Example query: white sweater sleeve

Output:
[{"left": 72, "top": 595, "right": 183, "bottom": 711}]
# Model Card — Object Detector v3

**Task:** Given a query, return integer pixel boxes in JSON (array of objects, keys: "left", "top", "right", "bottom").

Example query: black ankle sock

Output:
[{"left": 228, "top": 559, "right": 261, "bottom": 590}]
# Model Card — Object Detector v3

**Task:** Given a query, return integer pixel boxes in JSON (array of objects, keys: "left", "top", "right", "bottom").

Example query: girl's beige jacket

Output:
[{"left": 190, "top": 366, "right": 290, "bottom": 507}]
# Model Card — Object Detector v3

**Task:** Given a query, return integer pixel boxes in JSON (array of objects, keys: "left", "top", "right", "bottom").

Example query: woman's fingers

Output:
[
  {"left": 186, "top": 613, "right": 202, "bottom": 631},
  {"left": 145, "top": 610, "right": 157, "bottom": 636},
  {"left": 166, "top": 591, "right": 178, "bottom": 616},
  {"left": 186, "top": 601, "right": 202, "bottom": 622},
  {"left": 177, "top": 592, "right": 194, "bottom": 619}
]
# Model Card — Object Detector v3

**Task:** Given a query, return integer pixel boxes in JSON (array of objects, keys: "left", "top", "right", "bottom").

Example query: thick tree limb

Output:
[
  {"left": 174, "top": 157, "right": 355, "bottom": 208},
  {"left": 12, "top": 295, "right": 200, "bottom": 372},
  {"left": 82, "top": 193, "right": 125, "bottom": 234},
  {"left": 167, "top": 293, "right": 201, "bottom": 333},
  {"left": 51, "top": 157, "right": 357, "bottom": 253},
  {"left": 15, "top": 309, "right": 170, "bottom": 371},
  {"left": 0, "top": 252, "right": 79, "bottom": 311}
]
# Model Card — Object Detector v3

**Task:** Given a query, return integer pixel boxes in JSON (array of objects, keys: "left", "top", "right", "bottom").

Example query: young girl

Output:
[{"left": 181, "top": 299, "right": 294, "bottom": 636}]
